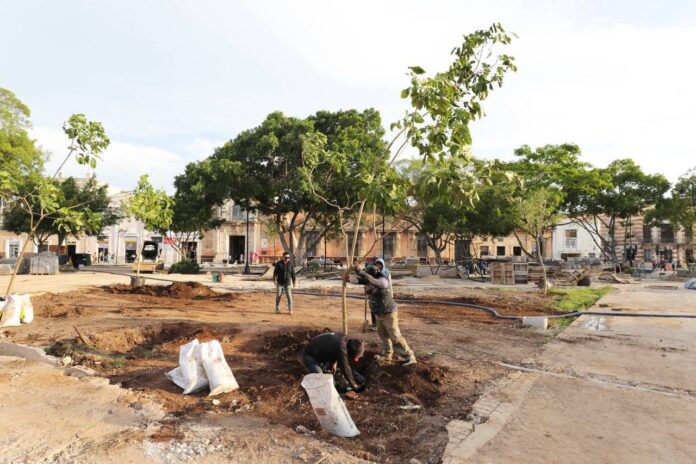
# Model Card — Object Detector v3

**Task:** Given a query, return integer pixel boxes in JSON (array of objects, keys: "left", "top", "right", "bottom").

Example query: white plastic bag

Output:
[
  {"left": 200, "top": 340, "right": 239, "bottom": 396},
  {"left": 0, "top": 295, "right": 22, "bottom": 328},
  {"left": 178, "top": 339, "right": 209, "bottom": 394},
  {"left": 301, "top": 373, "right": 360, "bottom": 437},
  {"left": 20, "top": 294, "right": 33, "bottom": 323}
]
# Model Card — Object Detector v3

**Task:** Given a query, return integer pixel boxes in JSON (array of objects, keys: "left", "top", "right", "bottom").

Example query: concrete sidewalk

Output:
[{"left": 444, "top": 283, "right": 696, "bottom": 463}]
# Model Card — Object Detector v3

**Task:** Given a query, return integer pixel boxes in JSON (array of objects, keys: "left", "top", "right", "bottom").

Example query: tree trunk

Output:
[
  {"left": 537, "top": 235, "right": 548, "bottom": 295},
  {"left": 4, "top": 237, "right": 32, "bottom": 299}
]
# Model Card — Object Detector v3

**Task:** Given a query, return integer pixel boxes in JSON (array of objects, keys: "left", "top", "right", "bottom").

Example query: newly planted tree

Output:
[
  {"left": 1, "top": 97, "right": 110, "bottom": 298},
  {"left": 121, "top": 175, "right": 173, "bottom": 277},
  {"left": 304, "top": 23, "right": 517, "bottom": 332}
]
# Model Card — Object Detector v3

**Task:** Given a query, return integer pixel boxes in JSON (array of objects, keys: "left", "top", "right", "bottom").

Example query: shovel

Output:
[{"left": 361, "top": 295, "right": 369, "bottom": 333}]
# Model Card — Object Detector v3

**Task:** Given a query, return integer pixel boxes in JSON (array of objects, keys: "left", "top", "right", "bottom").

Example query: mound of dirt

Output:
[{"left": 106, "top": 281, "right": 230, "bottom": 299}]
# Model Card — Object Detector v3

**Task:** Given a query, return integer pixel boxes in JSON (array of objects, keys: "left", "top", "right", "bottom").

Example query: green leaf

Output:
[{"left": 409, "top": 66, "right": 426, "bottom": 75}]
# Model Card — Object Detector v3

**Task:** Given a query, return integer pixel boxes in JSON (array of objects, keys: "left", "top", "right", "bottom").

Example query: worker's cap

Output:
[{"left": 347, "top": 339, "right": 365, "bottom": 360}]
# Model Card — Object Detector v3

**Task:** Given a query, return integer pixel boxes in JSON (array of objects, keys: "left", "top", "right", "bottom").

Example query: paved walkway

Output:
[{"left": 444, "top": 283, "right": 696, "bottom": 463}]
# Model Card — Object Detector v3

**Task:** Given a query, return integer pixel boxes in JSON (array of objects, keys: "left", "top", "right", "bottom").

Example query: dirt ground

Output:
[{"left": 2, "top": 282, "right": 558, "bottom": 463}]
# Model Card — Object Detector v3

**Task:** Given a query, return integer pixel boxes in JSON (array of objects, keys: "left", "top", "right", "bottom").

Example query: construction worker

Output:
[
  {"left": 273, "top": 251, "right": 296, "bottom": 314},
  {"left": 370, "top": 258, "right": 393, "bottom": 331},
  {"left": 353, "top": 262, "right": 417, "bottom": 366},
  {"left": 303, "top": 332, "right": 366, "bottom": 393}
]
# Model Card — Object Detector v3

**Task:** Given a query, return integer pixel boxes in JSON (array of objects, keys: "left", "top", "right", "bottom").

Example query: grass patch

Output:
[{"left": 549, "top": 287, "right": 611, "bottom": 313}]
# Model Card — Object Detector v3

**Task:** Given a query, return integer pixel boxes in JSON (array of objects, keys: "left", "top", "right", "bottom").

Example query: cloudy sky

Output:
[{"left": 2, "top": 0, "right": 695, "bottom": 192}]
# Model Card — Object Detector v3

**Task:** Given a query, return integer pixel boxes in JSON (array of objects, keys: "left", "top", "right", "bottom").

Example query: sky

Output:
[{"left": 2, "top": 0, "right": 695, "bottom": 192}]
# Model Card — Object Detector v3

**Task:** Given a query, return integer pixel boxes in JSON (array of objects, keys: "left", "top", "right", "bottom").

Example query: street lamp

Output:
[{"left": 244, "top": 208, "right": 251, "bottom": 274}]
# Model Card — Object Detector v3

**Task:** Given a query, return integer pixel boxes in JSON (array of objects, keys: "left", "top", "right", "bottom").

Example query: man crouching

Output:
[{"left": 303, "top": 332, "right": 366, "bottom": 394}]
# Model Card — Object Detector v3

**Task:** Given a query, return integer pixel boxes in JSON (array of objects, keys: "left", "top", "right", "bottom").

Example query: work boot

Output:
[
  {"left": 370, "top": 325, "right": 377, "bottom": 332},
  {"left": 374, "top": 354, "right": 392, "bottom": 364},
  {"left": 402, "top": 354, "right": 417, "bottom": 366},
  {"left": 275, "top": 308, "right": 280, "bottom": 314},
  {"left": 288, "top": 308, "right": 293, "bottom": 315}
]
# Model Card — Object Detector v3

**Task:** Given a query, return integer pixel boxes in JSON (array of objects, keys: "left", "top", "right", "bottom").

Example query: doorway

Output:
[{"left": 229, "top": 235, "right": 245, "bottom": 263}]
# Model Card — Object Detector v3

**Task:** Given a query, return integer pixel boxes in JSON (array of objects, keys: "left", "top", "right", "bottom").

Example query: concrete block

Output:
[
  {"left": 522, "top": 316, "right": 548, "bottom": 330},
  {"left": 0, "top": 342, "right": 60, "bottom": 365}
]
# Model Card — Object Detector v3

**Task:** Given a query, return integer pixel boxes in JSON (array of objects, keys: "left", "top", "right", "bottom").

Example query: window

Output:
[
  {"left": 480, "top": 246, "right": 489, "bottom": 256},
  {"left": 564, "top": 229, "right": 578, "bottom": 249},
  {"left": 686, "top": 225, "right": 693, "bottom": 240},
  {"left": 513, "top": 246, "right": 522, "bottom": 256},
  {"left": 660, "top": 223, "right": 674, "bottom": 243},
  {"left": 416, "top": 235, "right": 428, "bottom": 257},
  {"left": 496, "top": 246, "right": 506, "bottom": 256},
  {"left": 644, "top": 249, "right": 653, "bottom": 261},
  {"left": 643, "top": 224, "right": 652, "bottom": 244},
  {"left": 9, "top": 243, "right": 19, "bottom": 258}
]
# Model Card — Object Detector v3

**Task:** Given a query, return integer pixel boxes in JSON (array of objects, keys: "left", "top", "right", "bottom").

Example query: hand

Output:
[
  {"left": 344, "top": 391, "right": 359, "bottom": 400},
  {"left": 354, "top": 383, "right": 366, "bottom": 393}
]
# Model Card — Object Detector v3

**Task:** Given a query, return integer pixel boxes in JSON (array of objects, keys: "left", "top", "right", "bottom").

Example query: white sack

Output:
[
  {"left": 178, "top": 339, "right": 209, "bottom": 394},
  {"left": 301, "top": 373, "right": 360, "bottom": 437},
  {"left": 20, "top": 294, "right": 33, "bottom": 323},
  {"left": 0, "top": 295, "right": 22, "bottom": 328},
  {"left": 200, "top": 340, "right": 239, "bottom": 396}
]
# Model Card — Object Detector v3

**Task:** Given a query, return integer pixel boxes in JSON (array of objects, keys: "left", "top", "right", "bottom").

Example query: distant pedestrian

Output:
[
  {"left": 353, "top": 262, "right": 416, "bottom": 366},
  {"left": 273, "top": 252, "right": 296, "bottom": 314}
]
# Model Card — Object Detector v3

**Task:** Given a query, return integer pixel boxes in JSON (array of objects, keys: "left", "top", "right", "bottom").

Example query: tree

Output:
[
  {"left": 566, "top": 159, "right": 669, "bottom": 270},
  {"left": 304, "top": 23, "right": 517, "bottom": 332},
  {"left": 0, "top": 88, "right": 44, "bottom": 210},
  {"left": 513, "top": 188, "right": 560, "bottom": 293},
  {"left": 2, "top": 176, "right": 118, "bottom": 249},
  {"left": 121, "top": 175, "right": 173, "bottom": 276},
  {"left": 209, "top": 109, "right": 390, "bottom": 267},
  {"left": 507, "top": 144, "right": 606, "bottom": 283},
  {"left": 168, "top": 162, "right": 224, "bottom": 262},
  {"left": 2, "top": 108, "right": 110, "bottom": 298}
]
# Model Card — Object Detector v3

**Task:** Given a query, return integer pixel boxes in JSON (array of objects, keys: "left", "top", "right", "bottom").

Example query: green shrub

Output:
[{"left": 168, "top": 260, "right": 201, "bottom": 274}]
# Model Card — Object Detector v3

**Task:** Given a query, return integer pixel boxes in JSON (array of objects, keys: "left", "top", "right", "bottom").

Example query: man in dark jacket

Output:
[
  {"left": 273, "top": 252, "right": 296, "bottom": 314},
  {"left": 354, "top": 262, "right": 416, "bottom": 366},
  {"left": 303, "top": 332, "right": 365, "bottom": 393}
]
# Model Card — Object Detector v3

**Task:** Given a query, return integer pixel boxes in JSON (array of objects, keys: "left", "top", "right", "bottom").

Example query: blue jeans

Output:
[{"left": 275, "top": 284, "right": 293, "bottom": 311}]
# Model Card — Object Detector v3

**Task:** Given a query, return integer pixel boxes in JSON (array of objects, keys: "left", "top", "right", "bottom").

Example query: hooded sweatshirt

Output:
[{"left": 375, "top": 258, "right": 393, "bottom": 298}]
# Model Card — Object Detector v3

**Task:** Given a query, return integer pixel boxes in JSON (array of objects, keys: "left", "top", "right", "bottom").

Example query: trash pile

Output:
[
  {"left": 0, "top": 294, "right": 34, "bottom": 327},
  {"left": 166, "top": 339, "right": 239, "bottom": 396}
]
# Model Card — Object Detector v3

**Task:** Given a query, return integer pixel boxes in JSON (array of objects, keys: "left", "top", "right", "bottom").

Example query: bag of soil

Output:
[
  {"left": 167, "top": 339, "right": 209, "bottom": 394},
  {"left": 200, "top": 340, "right": 239, "bottom": 396},
  {"left": 301, "top": 373, "right": 359, "bottom": 438},
  {"left": 0, "top": 295, "right": 22, "bottom": 328},
  {"left": 20, "top": 294, "right": 34, "bottom": 323}
]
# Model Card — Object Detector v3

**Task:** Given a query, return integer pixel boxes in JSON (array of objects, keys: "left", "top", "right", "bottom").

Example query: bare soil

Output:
[{"left": 4, "top": 283, "right": 553, "bottom": 463}]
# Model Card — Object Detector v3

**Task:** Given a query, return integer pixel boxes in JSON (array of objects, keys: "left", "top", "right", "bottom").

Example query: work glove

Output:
[{"left": 354, "top": 383, "right": 366, "bottom": 393}]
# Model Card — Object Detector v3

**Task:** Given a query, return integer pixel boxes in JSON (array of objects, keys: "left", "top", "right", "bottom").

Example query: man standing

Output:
[
  {"left": 303, "top": 332, "right": 365, "bottom": 393},
  {"left": 354, "top": 262, "right": 416, "bottom": 366},
  {"left": 273, "top": 252, "right": 296, "bottom": 314}
]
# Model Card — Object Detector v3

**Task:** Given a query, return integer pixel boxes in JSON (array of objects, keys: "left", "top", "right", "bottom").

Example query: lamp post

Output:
[{"left": 244, "top": 208, "right": 251, "bottom": 274}]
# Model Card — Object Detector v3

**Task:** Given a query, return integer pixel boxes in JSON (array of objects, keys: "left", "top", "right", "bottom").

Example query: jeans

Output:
[{"left": 276, "top": 284, "right": 293, "bottom": 311}]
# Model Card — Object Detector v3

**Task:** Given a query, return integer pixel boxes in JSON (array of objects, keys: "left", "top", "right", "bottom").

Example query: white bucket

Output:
[{"left": 301, "top": 373, "right": 359, "bottom": 438}]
